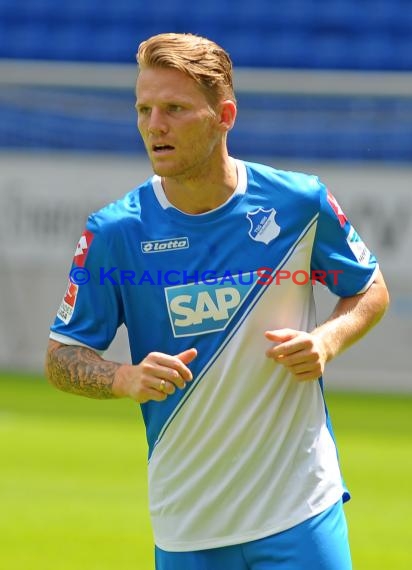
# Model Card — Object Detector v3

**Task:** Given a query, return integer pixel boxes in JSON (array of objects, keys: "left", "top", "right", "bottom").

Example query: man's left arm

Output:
[{"left": 265, "top": 269, "right": 389, "bottom": 381}]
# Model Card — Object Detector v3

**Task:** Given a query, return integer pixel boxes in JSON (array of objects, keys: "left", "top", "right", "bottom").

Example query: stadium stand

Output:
[
  {"left": 0, "top": 0, "right": 411, "bottom": 160},
  {"left": 1, "top": 0, "right": 412, "bottom": 69}
]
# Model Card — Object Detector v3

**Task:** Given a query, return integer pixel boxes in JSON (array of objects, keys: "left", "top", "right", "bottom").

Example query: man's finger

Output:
[
  {"left": 173, "top": 348, "right": 198, "bottom": 381},
  {"left": 150, "top": 351, "right": 196, "bottom": 377},
  {"left": 265, "top": 329, "right": 298, "bottom": 357},
  {"left": 156, "top": 379, "right": 176, "bottom": 396},
  {"left": 264, "top": 329, "right": 299, "bottom": 343},
  {"left": 175, "top": 348, "right": 198, "bottom": 364}
]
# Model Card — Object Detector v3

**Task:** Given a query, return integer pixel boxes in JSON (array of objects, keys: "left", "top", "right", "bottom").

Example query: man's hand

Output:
[
  {"left": 113, "top": 348, "right": 198, "bottom": 403},
  {"left": 45, "top": 340, "right": 197, "bottom": 403},
  {"left": 265, "top": 329, "right": 327, "bottom": 382},
  {"left": 265, "top": 271, "right": 389, "bottom": 382}
]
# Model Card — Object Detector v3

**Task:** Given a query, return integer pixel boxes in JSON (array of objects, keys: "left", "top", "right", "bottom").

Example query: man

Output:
[{"left": 45, "top": 32, "right": 389, "bottom": 570}]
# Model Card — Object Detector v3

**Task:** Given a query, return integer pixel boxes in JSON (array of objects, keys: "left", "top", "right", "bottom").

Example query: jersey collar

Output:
[{"left": 151, "top": 158, "right": 247, "bottom": 216}]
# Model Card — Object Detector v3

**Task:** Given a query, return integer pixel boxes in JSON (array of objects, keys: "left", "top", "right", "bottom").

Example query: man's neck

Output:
[{"left": 161, "top": 157, "right": 238, "bottom": 215}]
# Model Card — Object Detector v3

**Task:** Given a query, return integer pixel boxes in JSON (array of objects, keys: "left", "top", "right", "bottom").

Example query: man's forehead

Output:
[{"left": 136, "top": 67, "right": 207, "bottom": 102}]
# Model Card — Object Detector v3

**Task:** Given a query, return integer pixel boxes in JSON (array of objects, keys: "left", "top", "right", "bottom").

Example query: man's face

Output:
[{"left": 136, "top": 67, "right": 223, "bottom": 179}]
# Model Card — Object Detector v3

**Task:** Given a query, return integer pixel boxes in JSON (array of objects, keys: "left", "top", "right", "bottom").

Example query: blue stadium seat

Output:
[
  {"left": 310, "top": 0, "right": 358, "bottom": 30},
  {"left": 82, "top": 0, "right": 146, "bottom": 22},
  {"left": 266, "top": 32, "right": 314, "bottom": 68},
  {"left": 269, "top": 0, "right": 318, "bottom": 28},
  {"left": 361, "top": 0, "right": 405, "bottom": 31},
  {"left": 0, "top": 0, "right": 412, "bottom": 71},
  {"left": 45, "top": 23, "right": 96, "bottom": 61},
  {"left": 350, "top": 32, "right": 409, "bottom": 70},
  {"left": 85, "top": 24, "right": 139, "bottom": 62},
  {"left": 0, "top": 0, "right": 29, "bottom": 18},
  {"left": 0, "top": 21, "right": 51, "bottom": 59},
  {"left": 227, "top": 0, "right": 281, "bottom": 29},
  {"left": 54, "top": 0, "right": 100, "bottom": 22},
  {"left": 309, "top": 32, "right": 360, "bottom": 69},
  {"left": 391, "top": 35, "right": 412, "bottom": 70}
]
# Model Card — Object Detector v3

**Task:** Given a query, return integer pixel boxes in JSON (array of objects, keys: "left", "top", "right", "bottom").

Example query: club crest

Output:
[{"left": 247, "top": 208, "right": 280, "bottom": 244}]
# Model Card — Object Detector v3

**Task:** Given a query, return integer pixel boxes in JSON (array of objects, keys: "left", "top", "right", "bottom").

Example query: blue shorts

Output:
[{"left": 155, "top": 500, "right": 352, "bottom": 570}]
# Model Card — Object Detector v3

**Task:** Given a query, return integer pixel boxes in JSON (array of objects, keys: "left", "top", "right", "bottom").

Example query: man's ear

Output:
[{"left": 219, "top": 99, "right": 237, "bottom": 132}]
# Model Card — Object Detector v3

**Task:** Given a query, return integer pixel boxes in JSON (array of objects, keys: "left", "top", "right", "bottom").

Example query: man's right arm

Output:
[{"left": 45, "top": 339, "right": 197, "bottom": 403}]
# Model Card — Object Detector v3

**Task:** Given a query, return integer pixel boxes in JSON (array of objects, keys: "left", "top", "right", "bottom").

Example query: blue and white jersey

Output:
[{"left": 50, "top": 159, "right": 378, "bottom": 551}]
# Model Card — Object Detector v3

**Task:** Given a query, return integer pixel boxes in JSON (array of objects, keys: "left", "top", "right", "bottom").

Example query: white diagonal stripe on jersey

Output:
[
  {"left": 148, "top": 217, "right": 344, "bottom": 551},
  {"left": 149, "top": 212, "right": 320, "bottom": 457}
]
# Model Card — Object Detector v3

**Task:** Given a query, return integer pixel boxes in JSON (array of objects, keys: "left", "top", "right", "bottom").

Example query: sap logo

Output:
[
  {"left": 165, "top": 275, "right": 258, "bottom": 337},
  {"left": 171, "top": 288, "right": 240, "bottom": 326},
  {"left": 141, "top": 237, "right": 189, "bottom": 253}
]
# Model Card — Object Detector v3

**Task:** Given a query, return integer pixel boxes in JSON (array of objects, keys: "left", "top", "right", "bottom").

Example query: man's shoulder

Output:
[
  {"left": 243, "top": 160, "right": 324, "bottom": 198},
  {"left": 90, "top": 177, "right": 155, "bottom": 230}
]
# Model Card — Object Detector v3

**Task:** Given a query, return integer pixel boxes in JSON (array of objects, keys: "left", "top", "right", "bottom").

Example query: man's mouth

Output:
[{"left": 152, "top": 144, "right": 175, "bottom": 153}]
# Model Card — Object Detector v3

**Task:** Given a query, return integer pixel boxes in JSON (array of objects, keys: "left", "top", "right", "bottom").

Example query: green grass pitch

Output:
[{"left": 1, "top": 372, "right": 411, "bottom": 569}]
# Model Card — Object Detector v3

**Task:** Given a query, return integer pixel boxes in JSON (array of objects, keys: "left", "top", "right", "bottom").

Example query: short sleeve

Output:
[
  {"left": 50, "top": 214, "right": 124, "bottom": 351},
  {"left": 311, "top": 183, "right": 378, "bottom": 297}
]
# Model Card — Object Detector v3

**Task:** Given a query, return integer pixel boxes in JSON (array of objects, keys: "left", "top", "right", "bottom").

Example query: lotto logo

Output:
[
  {"left": 141, "top": 237, "right": 189, "bottom": 253},
  {"left": 165, "top": 274, "right": 258, "bottom": 337}
]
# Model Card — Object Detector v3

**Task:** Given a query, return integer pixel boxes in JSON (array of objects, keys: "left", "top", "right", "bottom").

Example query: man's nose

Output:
[{"left": 148, "top": 108, "right": 168, "bottom": 135}]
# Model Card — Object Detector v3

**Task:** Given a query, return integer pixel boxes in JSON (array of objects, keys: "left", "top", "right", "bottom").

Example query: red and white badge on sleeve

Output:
[
  {"left": 74, "top": 229, "right": 94, "bottom": 267},
  {"left": 326, "top": 190, "right": 348, "bottom": 228},
  {"left": 57, "top": 280, "right": 79, "bottom": 324}
]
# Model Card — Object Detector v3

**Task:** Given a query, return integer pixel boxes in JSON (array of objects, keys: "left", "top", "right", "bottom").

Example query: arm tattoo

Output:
[{"left": 46, "top": 344, "right": 121, "bottom": 399}]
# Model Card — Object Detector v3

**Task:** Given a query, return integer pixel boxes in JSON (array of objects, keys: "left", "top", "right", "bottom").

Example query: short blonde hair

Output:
[{"left": 136, "top": 33, "right": 236, "bottom": 107}]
